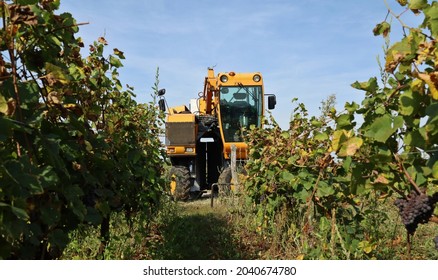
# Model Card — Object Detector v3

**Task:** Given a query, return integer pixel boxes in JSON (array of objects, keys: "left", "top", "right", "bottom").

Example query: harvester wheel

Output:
[
  {"left": 168, "top": 166, "right": 191, "bottom": 201},
  {"left": 218, "top": 167, "right": 233, "bottom": 196}
]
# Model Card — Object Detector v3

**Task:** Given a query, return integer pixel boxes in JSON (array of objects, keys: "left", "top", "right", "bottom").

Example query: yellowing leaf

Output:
[
  {"left": 48, "top": 91, "right": 61, "bottom": 105},
  {"left": 314, "top": 132, "right": 329, "bottom": 141},
  {"left": 432, "top": 161, "right": 438, "bottom": 179},
  {"left": 45, "top": 63, "right": 70, "bottom": 86},
  {"left": 374, "top": 174, "right": 390, "bottom": 185},
  {"left": 0, "top": 97, "right": 15, "bottom": 117},
  {"left": 332, "top": 130, "right": 363, "bottom": 157},
  {"left": 416, "top": 71, "right": 438, "bottom": 99},
  {"left": 385, "top": 39, "right": 411, "bottom": 73},
  {"left": 373, "top": 21, "right": 391, "bottom": 37},
  {"left": 358, "top": 241, "right": 376, "bottom": 254},
  {"left": 397, "top": 0, "right": 408, "bottom": 6},
  {"left": 0, "top": 95, "right": 7, "bottom": 115},
  {"left": 331, "top": 130, "right": 348, "bottom": 152},
  {"left": 113, "top": 48, "right": 125, "bottom": 59},
  {"left": 339, "top": 137, "right": 363, "bottom": 157},
  {"left": 411, "top": 78, "right": 425, "bottom": 93},
  {"left": 98, "top": 37, "right": 108, "bottom": 45}
]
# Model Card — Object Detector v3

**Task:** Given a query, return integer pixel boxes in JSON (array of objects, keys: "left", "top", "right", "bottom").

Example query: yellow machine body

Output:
[{"left": 161, "top": 69, "right": 275, "bottom": 197}]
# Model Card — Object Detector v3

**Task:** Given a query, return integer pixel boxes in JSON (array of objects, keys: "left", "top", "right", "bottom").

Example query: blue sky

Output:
[{"left": 59, "top": 0, "right": 423, "bottom": 129}]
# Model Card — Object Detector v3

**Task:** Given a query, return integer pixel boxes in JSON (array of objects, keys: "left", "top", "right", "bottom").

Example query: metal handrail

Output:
[{"left": 210, "top": 182, "right": 233, "bottom": 208}]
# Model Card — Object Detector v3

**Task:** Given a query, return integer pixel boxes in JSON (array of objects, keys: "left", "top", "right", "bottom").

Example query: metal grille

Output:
[{"left": 165, "top": 122, "right": 196, "bottom": 145}]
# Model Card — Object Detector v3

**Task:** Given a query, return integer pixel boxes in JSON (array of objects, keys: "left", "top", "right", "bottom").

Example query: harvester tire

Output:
[
  {"left": 168, "top": 166, "right": 191, "bottom": 201},
  {"left": 218, "top": 167, "right": 232, "bottom": 196}
]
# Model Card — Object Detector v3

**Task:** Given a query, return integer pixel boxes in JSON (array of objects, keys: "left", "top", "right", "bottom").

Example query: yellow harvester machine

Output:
[{"left": 158, "top": 68, "right": 276, "bottom": 200}]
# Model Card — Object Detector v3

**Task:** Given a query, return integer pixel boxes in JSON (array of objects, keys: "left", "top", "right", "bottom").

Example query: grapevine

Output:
[
  {"left": 332, "top": 0, "right": 438, "bottom": 253},
  {"left": 243, "top": 0, "right": 438, "bottom": 258},
  {"left": 0, "top": 0, "right": 165, "bottom": 259}
]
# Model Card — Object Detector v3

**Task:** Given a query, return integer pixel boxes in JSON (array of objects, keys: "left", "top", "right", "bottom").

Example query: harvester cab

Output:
[{"left": 158, "top": 68, "right": 276, "bottom": 200}]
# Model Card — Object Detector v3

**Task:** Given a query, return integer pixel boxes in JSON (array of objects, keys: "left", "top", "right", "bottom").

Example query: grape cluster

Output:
[{"left": 394, "top": 191, "right": 436, "bottom": 234}]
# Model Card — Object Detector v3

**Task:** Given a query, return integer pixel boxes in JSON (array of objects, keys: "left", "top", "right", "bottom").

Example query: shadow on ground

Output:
[{"left": 147, "top": 201, "right": 244, "bottom": 259}]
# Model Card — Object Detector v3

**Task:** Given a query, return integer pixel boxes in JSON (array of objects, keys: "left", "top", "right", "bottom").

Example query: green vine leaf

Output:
[
  {"left": 423, "top": 2, "right": 438, "bottom": 37},
  {"left": 109, "top": 55, "right": 123, "bottom": 68},
  {"left": 11, "top": 206, "right": 29, "bottom": 221},
  {"left": 48, "top": 229, "right": 69, "bottom": 250},
  {"left": 336, "top": 113, "right": 355, "bottom": 130},
  {"left": 345, "top": 102, "right": 359, "bottom": 113},
  {"left": 408, "top": 0, "right": 428, "bottom": 11},
  {"left": 17, "top": 0, "right": 39, "bottom": 5},
  {"left": 399, "top": 89, "right": 422, "bottom": 116},
  {"left": 363, "top": 114, "right": 403, "bottom": 143},
  {"left": 41, "top": 206, "right": 61, "bottom": 226},
  {"left": 351, "top": 77, "right": 378, "bottom": 92},
  {"left": 4, "top": 160, "right": 44, "bottom": 195},
  {"left": 316, "top": 181, "right": 335, "bottom": 197},
  {"left": 404, "top": 128, "right": 427, "bottom": 149}
]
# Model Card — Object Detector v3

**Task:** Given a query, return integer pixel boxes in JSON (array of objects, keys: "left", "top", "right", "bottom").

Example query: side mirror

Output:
[
  {"left": 158, "top": 99, "right": 166, "bottom": 111},
  {"left": 268, "top": 95, "right": 276, "bottom": 110}
]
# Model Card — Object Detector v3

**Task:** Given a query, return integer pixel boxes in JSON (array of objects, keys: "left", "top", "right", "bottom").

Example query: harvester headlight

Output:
[
  {"left": 185, "top": 147, "right": 194, "bottom": 153},
  {"left": 220, "top": 75, "right": 228, "bottom": 83},
  {"left": 253, "top": 74, "right": 261, "bottom": 82}
]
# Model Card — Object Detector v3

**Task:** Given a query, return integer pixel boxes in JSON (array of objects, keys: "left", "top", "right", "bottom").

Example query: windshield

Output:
[{"left": 219, "top": 86, "right": 263, "bottom": 142}]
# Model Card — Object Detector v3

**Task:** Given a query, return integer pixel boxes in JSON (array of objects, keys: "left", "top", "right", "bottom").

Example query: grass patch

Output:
[
  {"left": 146, "top": 197, "right": 260, "bottom": 259},
  {"left": 62, "top": 197, "right": 259, "bottom": 259},
  {"left": 149, "top": 202, "right": 235, "bottom": 259},
  {"left": 61, "top": 194, "right": 437, "bottom": 260},
  {"left": 222, "top": 193, "right": 438, "bottom": 260}
]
